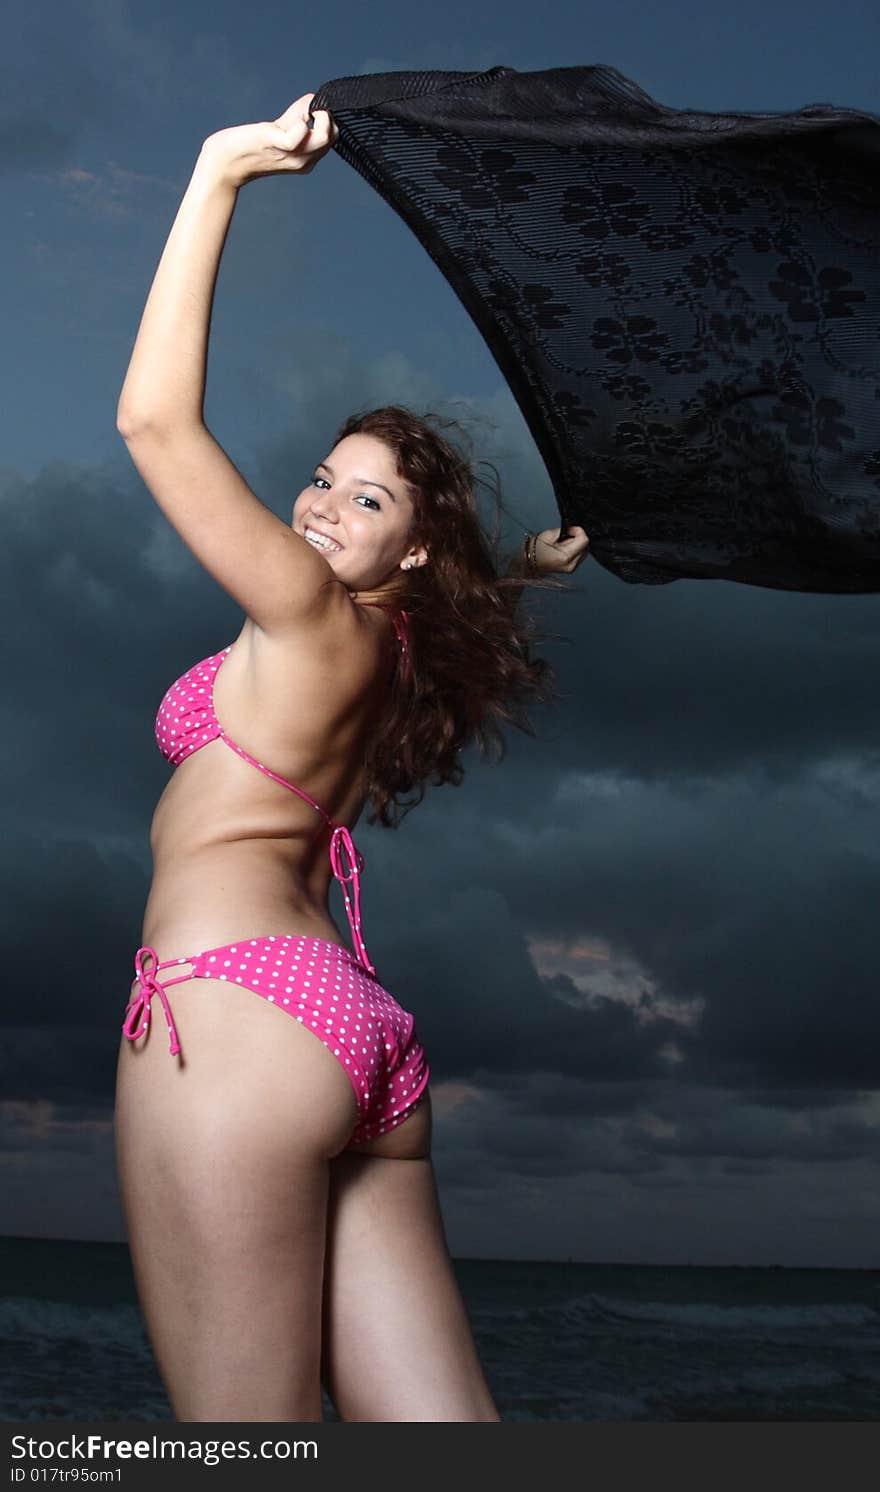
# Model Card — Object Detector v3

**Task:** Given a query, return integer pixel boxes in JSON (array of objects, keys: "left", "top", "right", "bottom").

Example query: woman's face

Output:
[{"left": 291, "top": 432, "right": 426, "bottom": 592}]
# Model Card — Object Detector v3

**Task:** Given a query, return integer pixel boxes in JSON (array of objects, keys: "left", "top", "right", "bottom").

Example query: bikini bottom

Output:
[{"left": 122, "top": 933, "right": 430, "bottom": 1147}]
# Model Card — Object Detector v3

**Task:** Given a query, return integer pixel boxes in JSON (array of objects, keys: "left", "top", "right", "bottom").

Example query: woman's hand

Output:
[
  {"left": 533, "top": 524, "right": 590, "bottom": 575},
  {"left": 199, "top": 93, "right": 338, "bottom": 188}
]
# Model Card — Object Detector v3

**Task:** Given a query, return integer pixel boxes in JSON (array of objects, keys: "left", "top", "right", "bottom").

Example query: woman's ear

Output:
[{"left": 406, "top": 543, "right": 429, "bottom": 569}]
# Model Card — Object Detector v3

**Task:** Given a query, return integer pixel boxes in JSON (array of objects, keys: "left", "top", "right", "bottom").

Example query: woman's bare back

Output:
[{"left": 142, "top": 602, "right": 396, "bottom": 958}]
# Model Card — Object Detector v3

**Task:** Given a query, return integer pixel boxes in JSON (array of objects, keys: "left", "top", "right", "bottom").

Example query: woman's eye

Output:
[{"left": 310, "top": 476, "right": 379, "bottom": 511}]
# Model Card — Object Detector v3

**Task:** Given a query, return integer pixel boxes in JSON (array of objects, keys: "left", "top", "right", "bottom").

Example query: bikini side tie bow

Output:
[
  {"left": 122, "top": 945, "right": 183, "bottom": 1056},
  {"left": 329, "top": 825, "right": 376, "bottom": 976}
]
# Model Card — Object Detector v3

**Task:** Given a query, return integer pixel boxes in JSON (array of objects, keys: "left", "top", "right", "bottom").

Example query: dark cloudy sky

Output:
[{"left": 2, "top": 0, "right": 880, "bottom": 1268}]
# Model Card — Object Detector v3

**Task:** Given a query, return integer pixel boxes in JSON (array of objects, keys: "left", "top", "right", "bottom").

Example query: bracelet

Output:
[{"left": 522, "top": 531, "right": 538, "bottom": 575}]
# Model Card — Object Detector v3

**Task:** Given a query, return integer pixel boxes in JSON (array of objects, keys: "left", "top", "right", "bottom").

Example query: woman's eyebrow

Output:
[{"left": 316, "top": 460, "right": 398, "bottom": 502}]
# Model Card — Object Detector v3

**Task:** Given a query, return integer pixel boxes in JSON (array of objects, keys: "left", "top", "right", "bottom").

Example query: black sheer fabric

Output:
[{"left": 310, "top": 65, "right": 880, "bottom": 592}]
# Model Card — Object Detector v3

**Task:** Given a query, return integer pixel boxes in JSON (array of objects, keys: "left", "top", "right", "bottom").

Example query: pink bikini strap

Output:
[
  {"left": 216, "top": 732, "right": 375, "bottom": 975},
  {"left": 217, "top": 726, "right": 332, "bottom": 820},
  {"left": 122, "top": 946, "right": 195, "bottom": 1056},
  {"left": 358, "top": 602, "right": 411, "bottom": 681},
  {"left": 329, "top": 826, "right": 375, "bottom": 975},
  {"left": 322, "top": 603, "right": 408, "bottom": 975}
]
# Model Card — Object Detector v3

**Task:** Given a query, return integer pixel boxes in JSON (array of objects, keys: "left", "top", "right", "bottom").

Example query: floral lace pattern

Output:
[{"left": 312, "top": 65, "right": 880, "bottom": 592}]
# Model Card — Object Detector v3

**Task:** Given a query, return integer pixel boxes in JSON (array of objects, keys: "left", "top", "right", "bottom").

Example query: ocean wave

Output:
[
  {"left": 584, "top": 1295, "right": 880, "bottom": 1333},
  {"left": 0, "top": 1295, "right": 147, "bottom": 1348},
  {"left": 474, "top": 1291, "right": 880, "bottom": 1335},
  {"left": 0, "top": 1296, "right": 168, "bottom": 1423},
  {"left": 739, "top": 1364, "right": 846, "bottom": 1392}
]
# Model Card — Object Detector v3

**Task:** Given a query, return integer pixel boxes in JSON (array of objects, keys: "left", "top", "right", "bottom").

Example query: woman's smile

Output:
[{"left": 303, "top": 524, "right": 343, "bottom": 553}]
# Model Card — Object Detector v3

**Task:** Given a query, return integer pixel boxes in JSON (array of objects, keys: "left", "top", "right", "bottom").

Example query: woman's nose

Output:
[{"left": 311, "top": 492, "right": 339, "bottom": 523}]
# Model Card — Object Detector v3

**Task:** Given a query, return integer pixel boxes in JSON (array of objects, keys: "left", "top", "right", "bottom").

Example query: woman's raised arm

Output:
[
  {"left": 117, "top": 95, "right": 336, "bottom": 432},
  {"left": 115, "top": 98, "right": 353, "bottom": 638}
]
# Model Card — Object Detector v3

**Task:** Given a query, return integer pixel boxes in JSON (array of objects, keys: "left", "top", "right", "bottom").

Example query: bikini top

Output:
[{"left": 154, "top": 604, "right": 411, "bottom": 977}]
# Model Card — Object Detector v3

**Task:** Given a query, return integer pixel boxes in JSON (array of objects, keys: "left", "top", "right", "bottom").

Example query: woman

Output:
[{"left": 113, "top": 93, "right": 590, "bottom": 1423}]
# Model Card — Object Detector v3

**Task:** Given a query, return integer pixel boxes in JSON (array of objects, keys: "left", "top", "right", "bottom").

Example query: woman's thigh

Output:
[
  {"left": 114, "top": 975, "right": 360, "bottom": 1422},
  {"left": 321, "top": 1098, "right": 501, "bottom": 1423}
]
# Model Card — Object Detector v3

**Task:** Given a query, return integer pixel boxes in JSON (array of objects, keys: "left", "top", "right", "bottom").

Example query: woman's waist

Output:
[{"left": 142, "top": 841, "right": 344, "bottom": 958}]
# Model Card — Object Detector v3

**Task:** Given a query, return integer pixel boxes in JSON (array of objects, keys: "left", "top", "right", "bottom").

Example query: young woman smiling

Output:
[{"left": 113, "top": 93, "right": 589, "bottom": 1423}]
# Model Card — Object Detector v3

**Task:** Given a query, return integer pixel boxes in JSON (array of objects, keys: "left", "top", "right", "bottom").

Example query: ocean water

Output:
[{"left": 1, "top": 1237, "right": 879, "bottom": 1421}]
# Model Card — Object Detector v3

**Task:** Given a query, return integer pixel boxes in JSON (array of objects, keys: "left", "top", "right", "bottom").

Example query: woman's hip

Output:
[{"left": 117, "top": 932, "right": 431, "bottom": 1155}]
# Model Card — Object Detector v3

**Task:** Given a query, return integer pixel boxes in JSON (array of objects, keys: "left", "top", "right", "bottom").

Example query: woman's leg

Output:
[
  {"left": 320, "top": 1094, "right": 501, "bottom": 1422},
  {"left": 114, "top": 972, "right": 360, "bottom": 1422}
]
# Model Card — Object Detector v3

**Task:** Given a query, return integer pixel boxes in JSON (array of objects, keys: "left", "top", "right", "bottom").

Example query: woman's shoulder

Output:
[{"left": 242, "top": 597, "right": 398, "bottom": 700}]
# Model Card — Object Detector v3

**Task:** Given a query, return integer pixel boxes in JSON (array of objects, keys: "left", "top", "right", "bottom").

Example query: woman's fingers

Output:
[
  {"left": 547, "top": 526, "right": 590, "bottom": 552},
  {"left": 275, "top": 93, "right": 317, "bottom": 132},
  {"left": 533, "top": 523, "right": 590, "bottom": 573},
  {"left": 295, "top": 113, "right": 338, "bottom": 171},
  {"left": 562, "top": 526, "right": 590, "bottom": 571},
  {"left": 273, "top": 93, "right": 338, "bottom": 164},
  {"left": 284, "top": 92, "right": 337, "bottom": 141}
]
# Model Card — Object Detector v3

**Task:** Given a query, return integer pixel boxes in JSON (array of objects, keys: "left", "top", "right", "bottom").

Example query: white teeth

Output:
[{"left": 304, "top": 527, "right": 341, "bottom": 553}]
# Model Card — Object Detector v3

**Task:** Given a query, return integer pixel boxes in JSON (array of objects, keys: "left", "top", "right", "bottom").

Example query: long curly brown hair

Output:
[{"left": 328, "top": 404, "right": 568, "bottom": 828}]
